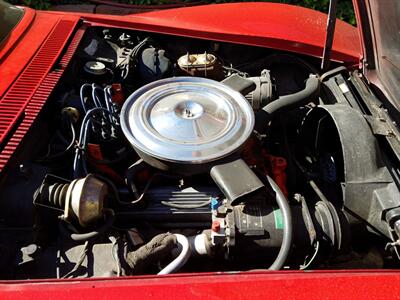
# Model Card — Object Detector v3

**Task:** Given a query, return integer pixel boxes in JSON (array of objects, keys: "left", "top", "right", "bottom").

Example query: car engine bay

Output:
[{"left": 1, "top": 26, "right": 400, "bottom": 279}]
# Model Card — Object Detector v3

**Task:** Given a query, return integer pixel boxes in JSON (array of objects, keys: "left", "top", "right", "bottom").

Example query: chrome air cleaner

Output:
[{"left": 120, "top": 77, "right": 254, "bottom": 174}]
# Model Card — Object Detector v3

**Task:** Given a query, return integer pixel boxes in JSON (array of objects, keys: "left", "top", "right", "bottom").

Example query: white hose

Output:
[{"left": 158, "top": 234, "right": 191, "bottom": 275}]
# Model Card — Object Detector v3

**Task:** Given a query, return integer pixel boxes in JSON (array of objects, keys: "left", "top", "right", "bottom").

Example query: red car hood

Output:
[
  {"left": 58, "top": 2, "right": 361, "bottom": 63},
  {"left": 1, "top": 2, "right": 360, "bottom": 99}
]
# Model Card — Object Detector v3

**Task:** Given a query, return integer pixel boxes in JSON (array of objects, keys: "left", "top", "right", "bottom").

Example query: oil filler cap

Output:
[{"left": 84, "top": 61, "right": 107, "bottom": 76}]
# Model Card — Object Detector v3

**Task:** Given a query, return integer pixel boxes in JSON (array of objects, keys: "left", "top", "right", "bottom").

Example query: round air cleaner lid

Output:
[{"left": 121, "top": 77, "right": 254, "bottom": 164}]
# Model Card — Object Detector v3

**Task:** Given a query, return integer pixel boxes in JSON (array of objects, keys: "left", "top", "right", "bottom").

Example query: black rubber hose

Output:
[
  {"left": 319, "top": 66, "right": 348, "bottom": 82},
  {"left": 59, "top": 209, "right": 115, "bottom": 242},
  {"left": 267, "top": 176, "right": 293, "bottom": 270},
  {"left": 254, "top": 75, "right": 320, "bottom": 134}
]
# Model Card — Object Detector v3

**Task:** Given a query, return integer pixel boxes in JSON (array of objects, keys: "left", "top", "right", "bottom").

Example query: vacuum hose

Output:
[{"left": 59, "top": 209, "right": 115, "bottom": 242}]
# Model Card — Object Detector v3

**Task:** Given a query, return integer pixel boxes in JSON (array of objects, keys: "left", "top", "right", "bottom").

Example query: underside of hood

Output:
[{"left": 353, "top": 0, "right": 400, "bottom": 111}]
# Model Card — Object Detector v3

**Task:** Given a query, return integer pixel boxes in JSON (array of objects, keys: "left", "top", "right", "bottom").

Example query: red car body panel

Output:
[
  {"left": 0, "top": 10, "right": 76, "bottom": 98},
  {"left": 0, "top": 7, "right": 35, "bottom": 61},
  {"left": 2, "top": 271, "right": 400, "bottom": 300},
  {"left": 1, "top": 3, "right": 395, "bottom": 299}
]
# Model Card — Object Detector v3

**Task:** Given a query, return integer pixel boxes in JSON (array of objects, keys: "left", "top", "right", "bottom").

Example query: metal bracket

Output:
[{"left": 364, "top": 115, "right": 395, "bottom": 137}]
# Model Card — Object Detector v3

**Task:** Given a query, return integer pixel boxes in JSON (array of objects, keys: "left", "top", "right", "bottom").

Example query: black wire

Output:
[
  {"left": 116, "top": 37, "right": 153, "bottom": 80},
  {"left": 74, "top": 82, "right": 122, "bottom": 178},
  {"left": 343, "top": 206, "right": 388, "bottom": 239},
  {"left": 62, "top": 241, "right": 90, "bottom": 279},
  {"left": 46, "top": 121, "right": 76, "bottom": 161},
  {"left": 223, "top": 65, "right": 249, "bottom": 77},
  {"left": 58, "top": 209, "right": 115, "bottom": 242},
  {"left": 73, "top": 107, "right": 113, "bottom": 178},
  {"left": 37, "top": 116, "right": 77, "bottom": 163}
]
